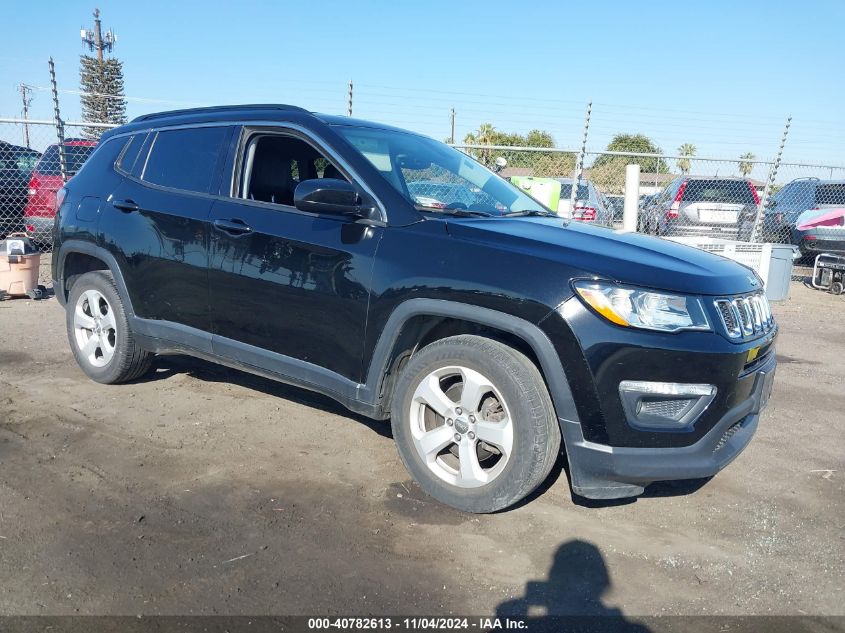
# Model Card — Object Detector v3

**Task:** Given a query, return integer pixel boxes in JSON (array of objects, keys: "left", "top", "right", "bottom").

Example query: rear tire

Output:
[
  {"left": 66, "top": 271, "right": 152, "bottom": 384},
  {"left": 831, "top": 281, "right": 843, "bottom": 296},
  {"left": 390, "top": 335, "right": 561, "bottom": 513}
]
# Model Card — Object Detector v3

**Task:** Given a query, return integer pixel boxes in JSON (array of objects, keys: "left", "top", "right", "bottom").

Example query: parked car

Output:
[
  {"left": 52, "top": 105, "right": 776, "bottom": 512},
  {"left": 406, "top": 181, "right": 477, "bottom": 209},
  {"left": 763, "top": 178, "right": 845, "bottom": 259},
  {"left": 23, "top": 139, "right": 97, "bottom": 243},
  {"left": 554, "top": 178, "right": 613, "bottom": 225},
  {"left": 605, "top": 194, "right": 626, "bottom": 223},
  {"left": 0, "top": 141, "right": 41, "bottom": 237},
  {"left": 642, "top": 176, "right": 759, "bottom": 239}
]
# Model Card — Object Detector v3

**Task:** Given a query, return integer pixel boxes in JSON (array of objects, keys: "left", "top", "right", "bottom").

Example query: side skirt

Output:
[{"left": 131, "top": 316, "right": 380, "bottom": 418}]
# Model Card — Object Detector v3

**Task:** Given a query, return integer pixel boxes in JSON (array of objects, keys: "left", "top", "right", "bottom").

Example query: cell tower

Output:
[{"left": 80, "top": 8, "right": 116, "bottom": 62}]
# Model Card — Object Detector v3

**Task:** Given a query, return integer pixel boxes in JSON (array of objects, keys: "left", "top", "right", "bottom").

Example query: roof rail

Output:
[{"left": 132, "top": 104, "right": 310, "bottom": 123}]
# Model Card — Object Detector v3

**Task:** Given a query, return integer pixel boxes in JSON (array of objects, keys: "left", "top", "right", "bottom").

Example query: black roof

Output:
[
  {"left": 121, "top": 104, "right": 419, "bottom": 137},
  {"left": 313, "top": 113, "right": 418, "bottom": 134},
  {"left": 131, "top": 104, "right": 310, "bottom": 123}
]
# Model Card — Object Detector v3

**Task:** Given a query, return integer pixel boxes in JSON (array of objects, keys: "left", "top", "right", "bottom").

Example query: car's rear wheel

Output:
[
  {"left": 66, "top": 271, "right": 152, "bottom": 384},
  {"left": 390, "top": 335, "right": 560, "bottom": 513}
]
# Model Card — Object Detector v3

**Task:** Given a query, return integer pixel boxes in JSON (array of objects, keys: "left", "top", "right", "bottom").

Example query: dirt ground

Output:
[{"left": 0, "top": 263, "right": 842, "bottom": 618}]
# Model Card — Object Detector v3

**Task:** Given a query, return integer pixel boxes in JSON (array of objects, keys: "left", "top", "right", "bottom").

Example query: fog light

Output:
[{"left": 619, "top": 381, "right": 716, "bottom": 431}]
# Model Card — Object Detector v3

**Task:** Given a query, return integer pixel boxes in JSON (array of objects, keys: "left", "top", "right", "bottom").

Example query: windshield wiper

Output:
[
  {"left": 501, "top": 209, "right": 558, "bottom": 217},
  {"left": 415, "top": 205, "right": 494, "bottom": 217}
]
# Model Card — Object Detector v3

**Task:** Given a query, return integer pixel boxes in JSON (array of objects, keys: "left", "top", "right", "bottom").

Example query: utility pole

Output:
[
  {"left": 450, "top": 108, "right": 456, "bottom": 144},
  {"left": 347, "top": 80, "right": 353, "bottom": 117},
  {"left": 19, "top": 83, "right": 32, "bottom": 148},
  {"left": 81, "top": 8, "right": 116, "bottom": 63}
]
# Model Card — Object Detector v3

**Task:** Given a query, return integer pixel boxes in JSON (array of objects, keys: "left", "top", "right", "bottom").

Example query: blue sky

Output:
[{"left": 2, "top": 0, "right": 844, "bottom": 166}]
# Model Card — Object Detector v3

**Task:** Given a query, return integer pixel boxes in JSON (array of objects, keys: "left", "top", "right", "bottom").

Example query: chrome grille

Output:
[{"left": 715, "top": 292, "right": 775, "bottom": 339}]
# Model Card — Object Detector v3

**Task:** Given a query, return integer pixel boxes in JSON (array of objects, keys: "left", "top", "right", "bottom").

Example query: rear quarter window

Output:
[
  {"left": 116, "top": 133, "right": 148, "bottom": 174},
  {"left": 142, "top": 126, "right": 229, "bottom": 193}
]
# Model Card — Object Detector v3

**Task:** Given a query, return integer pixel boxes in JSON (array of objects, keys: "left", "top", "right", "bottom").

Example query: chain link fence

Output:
[
  {"left": 454, "top": 144, "right": 845, "bottom": 260},
  {"left": 0, "top": 117, "right": 115, "bottom": 252},
  {"left": 2, "top": 110, "right": 843, "bottom": 259}
]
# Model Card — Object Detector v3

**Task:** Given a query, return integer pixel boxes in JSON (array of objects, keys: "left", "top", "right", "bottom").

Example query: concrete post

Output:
[{"left": 622, "top": 164, "right": 640, "bottom": 232}]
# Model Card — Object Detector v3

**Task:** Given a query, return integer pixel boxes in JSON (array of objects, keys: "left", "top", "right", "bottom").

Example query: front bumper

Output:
[{"left": 561, "top": 353, "right": 776, "bottom": 499}]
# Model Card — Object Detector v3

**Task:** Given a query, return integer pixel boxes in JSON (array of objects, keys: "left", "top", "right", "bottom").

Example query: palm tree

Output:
[
  {"left": 677, "top": 143, "right": 696, "bottom": 175},
  {"left": 464, "top": 123, "right": 498, "bottom": 165},
  {"left": 739, "top": 152, "right": 755, "bottom": 177},
  {"left": 476, "top": 123, "right": 496, "bottom": 145}
]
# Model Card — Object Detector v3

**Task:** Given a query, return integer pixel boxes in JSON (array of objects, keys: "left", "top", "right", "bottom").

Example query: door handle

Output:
[
  {"left": 112, "top": 199, "right": 139, "bottom": 212},
  {"left": 213, "top": 218, "right": 253, "bottom": 236}
]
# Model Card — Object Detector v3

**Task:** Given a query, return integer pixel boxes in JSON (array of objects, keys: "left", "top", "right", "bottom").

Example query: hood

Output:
[{"left": 445, "top": 217, "right": 762, "bottom": 296}]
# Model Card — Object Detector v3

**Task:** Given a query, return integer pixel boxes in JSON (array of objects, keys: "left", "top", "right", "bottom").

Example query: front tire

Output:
[
  {"left": 390, "top": 335, "right": 561, "bottom": 513},
  {"left": 66, "top": 271, "right": 152, "bottom": 384}
]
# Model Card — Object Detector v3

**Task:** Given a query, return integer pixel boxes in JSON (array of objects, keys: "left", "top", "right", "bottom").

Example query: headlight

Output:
[{"left": 573, "top": 280, "right": 710, "bottom": 332}]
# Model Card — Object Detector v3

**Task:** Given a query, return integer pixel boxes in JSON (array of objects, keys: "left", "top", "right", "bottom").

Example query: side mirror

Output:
[{"left": 294, "top": 178, "right": 371, "bottom": 218}]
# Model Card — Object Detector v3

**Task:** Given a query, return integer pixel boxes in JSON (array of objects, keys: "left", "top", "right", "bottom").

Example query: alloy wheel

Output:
[
  {"left": 73, "top": 289, "right": 117, "bottom": 368},
  {"left": 409, "top": 365, "right": 514, "bottom": 488}
]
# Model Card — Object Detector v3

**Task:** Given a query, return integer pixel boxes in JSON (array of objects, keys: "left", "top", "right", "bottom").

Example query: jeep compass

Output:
[{"left": 52, "top": 105, "right": 777, "bottom": 512}]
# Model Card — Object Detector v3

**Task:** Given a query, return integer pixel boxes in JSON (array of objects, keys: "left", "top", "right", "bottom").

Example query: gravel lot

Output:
[{"left": 0, "top": 263, "right": 842, "bottom": 618}]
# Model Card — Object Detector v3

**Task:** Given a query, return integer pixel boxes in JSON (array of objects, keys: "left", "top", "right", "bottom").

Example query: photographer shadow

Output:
[{"left": 496, "top": 539, "right": 651, "bottom": 632}]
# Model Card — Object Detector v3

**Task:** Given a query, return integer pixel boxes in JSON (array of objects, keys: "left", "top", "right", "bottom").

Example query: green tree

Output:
[
  {"left": 462, "top": 123, "right": 574, "bottom": 176},
  {"left": 739, "top": 152, "right": 755, "bottom": 177},
  {"left": 79, "top": 55, "right": 127, "bottom": 139},
  {"left": 677, "top": 143, "right": 696, "bottom": 175},
  {"left": 590, "top": 134, "right": 671, "bottom": 195},
  {"left": 524, "top": 129, "right": 555, "bottom": 147}
]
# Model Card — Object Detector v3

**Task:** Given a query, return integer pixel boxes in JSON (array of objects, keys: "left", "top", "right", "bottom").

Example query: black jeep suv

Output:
[{"left": 52, "top": 105, "right": 777, "bottom": 512}]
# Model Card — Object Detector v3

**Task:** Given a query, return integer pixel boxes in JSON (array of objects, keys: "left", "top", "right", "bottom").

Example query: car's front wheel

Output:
[
  {"left": 390, "top": 335, "right": 561, "bottom": 513},
  {"left": 66, "top": 271, "right": 152, "bottom": 384}
]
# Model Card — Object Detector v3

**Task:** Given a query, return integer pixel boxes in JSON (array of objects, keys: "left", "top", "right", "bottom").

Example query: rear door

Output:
[
  {"left": 207, "top": 126, "right": 383, "bottom": 383},
  {"left": 102, "top": 125, "right": 232, "bottom": 334}
]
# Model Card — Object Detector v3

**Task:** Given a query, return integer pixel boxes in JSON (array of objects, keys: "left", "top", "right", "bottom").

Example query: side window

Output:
[
  {"left": 142, "top": 126, "right": 229, "bottom": 193},
  {"left": 241, "top": 133, "right": 348, "bottom": 207}
]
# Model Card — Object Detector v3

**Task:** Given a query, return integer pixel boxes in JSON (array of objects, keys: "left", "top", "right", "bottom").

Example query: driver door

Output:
[{"left": 208, "top": 126, "right": 383, "bottom": 383}]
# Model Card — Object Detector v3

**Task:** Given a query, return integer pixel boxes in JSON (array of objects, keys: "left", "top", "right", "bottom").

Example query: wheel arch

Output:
[
  {"left": 362, "top": 299, "right": 580, "bottom": 424},
  {"left": 56, "top": 240, "right": 134, "bottom": 317}
]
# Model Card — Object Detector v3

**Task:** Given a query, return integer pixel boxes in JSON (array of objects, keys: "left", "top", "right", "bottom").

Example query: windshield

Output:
[
  {"left": 36, "top": 144, "right": 95, "bottom": 176},
  {"left": 766, "top": 182, "right": 815, "bottom": 215},
  {"left": 335, "top": 126, "right": 544, "bottom": 215}
]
